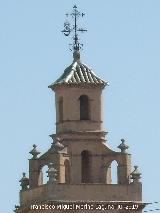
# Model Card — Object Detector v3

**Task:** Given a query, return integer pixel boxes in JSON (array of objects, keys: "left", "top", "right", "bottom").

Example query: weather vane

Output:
[{"left": 61, "top": 5, "right": 87, "bottom": 52}]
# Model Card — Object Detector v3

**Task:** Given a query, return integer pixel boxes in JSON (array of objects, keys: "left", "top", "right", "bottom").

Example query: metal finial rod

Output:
[
  {"left": 61, "top": 5, "right": 87, "bottom": 52},
  {"left": 73, "top": 5, "right": 77, "bottom": 50}
]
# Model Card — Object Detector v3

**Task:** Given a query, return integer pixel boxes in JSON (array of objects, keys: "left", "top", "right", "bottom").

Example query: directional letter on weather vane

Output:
[{"left": 61, "top": 5, "right": 87, "bottom": 51}]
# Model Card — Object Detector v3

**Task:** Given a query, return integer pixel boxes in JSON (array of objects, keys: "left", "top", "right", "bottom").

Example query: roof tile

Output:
[{"left": 49, "top": 61, "right": 108, "bottom": 88}]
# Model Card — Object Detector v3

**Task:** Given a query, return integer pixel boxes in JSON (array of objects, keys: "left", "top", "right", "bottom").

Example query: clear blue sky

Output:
[{"left": 0, "top": 0, "right": 160, "bottom": 212}]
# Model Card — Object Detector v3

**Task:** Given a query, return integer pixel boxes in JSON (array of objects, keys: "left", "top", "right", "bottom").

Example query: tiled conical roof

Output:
[{"left": 48, "top": 51, "right": 108, "bottom": 89}]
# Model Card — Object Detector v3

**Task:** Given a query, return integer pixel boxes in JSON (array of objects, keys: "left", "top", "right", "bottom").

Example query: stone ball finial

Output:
[
  {"left": 117, "top": 139, "right": 129, "bottom": 153},
  {"left": 46, "top": 163, "right": 58, "bottom": 183},
  {"left": 29, "top": 144, "right": 41, "bottom": 159},
  {"left": 131, "top": 166, "right": 142, "bottom": 183},
  {"left": 19, "top": 172, "right": 29, "bottom": 191}
]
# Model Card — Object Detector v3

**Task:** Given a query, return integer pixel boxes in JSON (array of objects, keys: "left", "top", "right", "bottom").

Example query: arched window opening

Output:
[
  {"left": 39, "top": 165, "right": 48, "bottom": 185},
  {"left": 110, "top": 160, "right": 118, "bottom": 184},
  {"left": 64, "top": 160, "right": 70, "bottom": 183},
  {"left": 79, "top": 95, "right": 90, "bottom": 120},
  {"left": 81, "top": 150, "right": 91, "bottom": 183},
  {"left": 59, "top": 97, "right": 63, "bottom": 122}
]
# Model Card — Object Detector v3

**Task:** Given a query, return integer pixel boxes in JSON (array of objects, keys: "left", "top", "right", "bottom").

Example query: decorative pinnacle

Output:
[
  {"left": 117, "top": 139, "right": 129, "bottom": 153},
  {"left": 13, "top": 205, "right": 20, "bottom": 212},
  {"left": 61, "top": 5, "right": 87, "bottom": 53},
  {"left": 131, "top": 166, "right": 142, "bottom": 182},
  {"left": 29, "top": 144, "right": 40, "bottom": 159},
  {"left": 19, "top": 172, "right": 29, "bottom": 191},
  {"left": 51, "top": 137, "right": 64, "bottom": 153}
]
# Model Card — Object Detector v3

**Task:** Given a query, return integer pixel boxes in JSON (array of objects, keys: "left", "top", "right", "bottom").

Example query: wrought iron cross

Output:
[{"left": 62, "top": 5, "right": 87, "bottom": 51}]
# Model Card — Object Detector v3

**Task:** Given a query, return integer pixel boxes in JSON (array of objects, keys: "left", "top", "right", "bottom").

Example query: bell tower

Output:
[
  {"left": 48, "top": 48, "right": 109, "bottom": 185},
  {"left": 15, "top": 5, "right": 146, "bottom": 213},
  {"left": 49, "top": 50, "right": 107, "bottom": 134}
]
